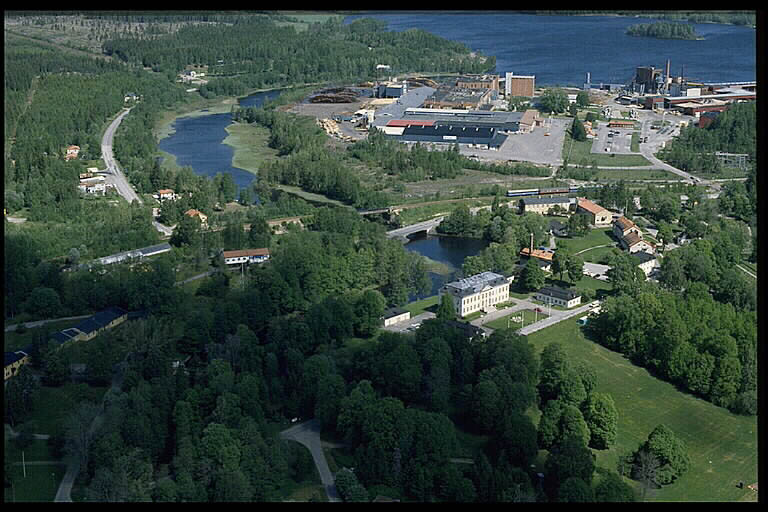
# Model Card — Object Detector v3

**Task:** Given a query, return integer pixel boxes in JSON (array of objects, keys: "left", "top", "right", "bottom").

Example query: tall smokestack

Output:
[
  {"left": 530, "top": 232, "right": 534, "bottom": 253},
  {"left": 666, "top": 59, "right": 671, "bottom": 91}
]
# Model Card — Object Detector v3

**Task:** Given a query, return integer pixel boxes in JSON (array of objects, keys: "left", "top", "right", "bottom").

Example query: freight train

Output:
[{"left": 506, "top": 184, "right": 602, "bottom": 198}]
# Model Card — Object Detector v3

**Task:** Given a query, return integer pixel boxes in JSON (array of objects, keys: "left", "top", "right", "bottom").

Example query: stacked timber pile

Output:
[
  {"left": 309, "top": 87, "right": 360, "bottom": 103},
  {"left": 407, "top": 77, "right": 438, "bottom": 88},
  {"left": 317, "top": 118, "right": 341, "bottom": 136}
]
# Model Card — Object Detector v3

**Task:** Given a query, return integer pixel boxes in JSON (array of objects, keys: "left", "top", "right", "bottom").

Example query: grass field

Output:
[
  {"left": 24, "top": 384, "right": 108, "bottom": 437},
  {"left": 564, "top": 137, "right": 651, "bottom": 167},
  {"left": 404, "top": 295, "right": 439, "bottom": 316},
  {"left": 523, "top": 317, "right": 758, "bottom": 502},
  {"left": 485, "top": 308, "right": 547, "bottom": 330},
  {"left": 592, "top": 168, "right": 683, "bottom": 181},
  {"left": 556, "top": 227, "right": 615, "bottom": 254},
  {"left": 4, "top": 463, "right": 67, "bottom": 502},
  {"left": 223, "top": 122, "right": 278, "bottom": 175},
  {"left": 577, "top": 245, "right": 621, "bottom": 265}
]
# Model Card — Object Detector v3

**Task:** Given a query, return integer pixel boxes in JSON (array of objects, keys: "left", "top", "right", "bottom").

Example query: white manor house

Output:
[{"left": 439, "top": 271, "right": 513, "bottom": 318}]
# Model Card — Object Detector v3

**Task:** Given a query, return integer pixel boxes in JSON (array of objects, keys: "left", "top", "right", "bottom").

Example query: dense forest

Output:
[
  {"left": 625, "top": 22, "right": 699, "bottom": 39},
  {"left": 658, "top": 102, "right": 756, "bottom": 173},
  {"left": 102, "top": 16, "right": 494, "bottom": 97}
]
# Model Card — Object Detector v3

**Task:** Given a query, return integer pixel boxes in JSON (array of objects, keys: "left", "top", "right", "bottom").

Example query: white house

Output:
[
  {"left": 633, "top": 251, "right": 659, "bottom": 277},
  {"left": 222, "top": 248, "right": 270, "bottom": 266},
  {"left": 382, "top": 307, "right": 411, "bottom": 327},
  {"left": 621, "top": 231, "right": 655, "bottom": 255},
  {"left": 439, "top": 271, "right": 512, "bottom": 318},
  {"left": 534, "top": 286, "right": 582, "bottom": 308}
]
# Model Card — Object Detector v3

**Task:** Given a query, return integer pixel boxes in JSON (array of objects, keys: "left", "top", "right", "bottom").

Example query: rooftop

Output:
[
  {"left": 5, "top": 351, "right": 28, "bottom": 366},
  {"left": 382, "top": 307, "right": 409, "bottom": 318},
  {"left": 632, "top": 251, "right": 657, "bottom": 264},
  {"left": 520, "top": 247, "right": 554, "bottom": 262},
  {"left": 222, "top": 248, "right": 270, "bottom": 258},
  {"left": 614, "top": 216, "right": 637, "bottom": 230},
  {"left": 622, "top": 231, "right": 645, "bottom": 246},
  {"left": 537, "top": 285, "right": 581, "bottom": 301},
  {"left": 577, "top": 197, "right": 609, "bottom": 215},
  {"left": 521, "top": 196, "right": 571, "bottom": 205},
  {"left": 443, "top": 271, "right": 508, "bottom": 296}
]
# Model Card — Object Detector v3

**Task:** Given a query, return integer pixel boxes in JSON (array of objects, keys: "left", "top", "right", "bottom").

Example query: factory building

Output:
[
  {"left": 504, "top": 72, "right": 535, "bottom": 97},
  {"left": 455, "top": 74, "right": 500, "bottom": 92},
  {"left": 423, "top": 85, "right": 494, "bottom": 110},
  {"left": 378, "top": 123, "right": 508, "bottom": 149},
  {"left": 400, "top": 108, "right": 523, "bottom": 133}
]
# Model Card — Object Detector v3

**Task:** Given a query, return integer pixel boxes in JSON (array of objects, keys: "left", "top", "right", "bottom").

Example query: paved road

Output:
[
  {"left": 386, "top": 216, "right": 444, "bottom": 239},
  {"left": 101, "top": 108, "right": 174, "bottom": 236},
  {"left": 736, "top": 264, "right": 756, "bottom": 279},
  {"left": 280, "top": 419, "right": 341, "bottom": 502},
  {"left": 5, "top": 314, "right": 92, "bottom": 333},
  {"left": 175, "top": 269, "right": 219, "bottom": 286},
  {"left": 102, "top": 108, "right": 142, "bottom": 205}
]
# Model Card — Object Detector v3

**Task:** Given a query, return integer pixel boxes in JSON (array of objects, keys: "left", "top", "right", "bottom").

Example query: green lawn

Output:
[
  {"left": 4, "top": 463, "right": 66, "bottom": 502},
  {"left": 591, "top": 168, "right": 683, "bottom": 181},
  {"left": 25, "top": 384, "right": 108, "bottom": 437},
  {"left": 5, "top": 438, "right": 54, "bottom": 464},
  {"left": 485, "top": 308, "right": 547, "bottom": 330},
  {"left": 564, "top": 137, "right": 651, "bottom": 167},
  {"left": 556, "top": 227, "right": 615, "bottom": 254},
  {"left": 577, "top": 245, "right": 621, "bottom": 265},
  {"left": 523, "top": 317, "right": 758, "bottom": 502},
  {"left": 404, "top": 295, "right": 439, "bottom": 316}
]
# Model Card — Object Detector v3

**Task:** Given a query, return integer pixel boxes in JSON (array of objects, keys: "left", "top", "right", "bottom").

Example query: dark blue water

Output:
[
  {"left": 157, "top": 89, "right": 283, "bottom": 189},
  {"left": 344, "top": 12, "right": 756, "bottom": 86},
  {"left": 403, "top": 234, "right": 489, "bottom": 299}
]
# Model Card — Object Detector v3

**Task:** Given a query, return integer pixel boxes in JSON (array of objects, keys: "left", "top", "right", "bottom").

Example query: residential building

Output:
[
  {"left": 576, "top": 198, "right": 612, "bottom": 226},
  {"left": 534, "top": 286, "right": 582, "bottom": 308},
  {"left": 382, "top": 307, "right": 411, "bottom": 327},
  {"left": 549, "top": 219, "right": 568, "bottom": 237},
  {"left": 620, "top": 231, "right": 655, "bottom": 254},
  {"left": 633, "top": 251, "right": 659, "bottom": 277},
  {"left": 520, "top": 196, "right": 572, "bottom": 215},
  {"left": 78, "top": 175, "right": 107, "bottom": 195},
  {"left": 222, "top": 248, "right": 270, "bottom": 266},
  {"left": 519, "top": 247, "right": 554, "bottom": 272},
  {"left": 50, "top": 328, "right": 85, "bottom": 346},
  {"left": 71, "top": 307, "right": 129, "bottom": 342},
  {"left": 613, "top": 216, "right": 641, "bottom": 239},
  {"left": 65, "top": 145, "right": 80, "bottom": 161},
  {"left": 4, "top": 350, "right": 30, "bottom": 381},
  {"left": 185, "top": 209, "right": 208, "bottom": 227},
  {"left": 439, "top": 271, "right": 512, "bottom": 318},
  {"left": 154, "top": 189, "right": 177, "bottom": 201}
]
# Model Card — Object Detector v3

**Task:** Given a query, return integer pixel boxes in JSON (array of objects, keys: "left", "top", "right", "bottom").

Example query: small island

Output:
[{"left": 626, "top": 21, "right": 701, "bottom": 40}]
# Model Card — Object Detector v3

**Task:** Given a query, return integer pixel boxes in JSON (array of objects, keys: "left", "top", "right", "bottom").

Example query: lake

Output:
[
  {"left": 402, "top": 234, "right": 489, "bottom": 299},
  {"left": 157, "top": 89, "right": 283, "bottom": 190},
  {"left": 344, "top": 12, "right": 756, "bottom": 86}
]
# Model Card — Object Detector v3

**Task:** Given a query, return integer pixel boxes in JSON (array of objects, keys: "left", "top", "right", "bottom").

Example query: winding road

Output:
[{"left": 101, "top": 108, "right": 173, "bottom": 237}]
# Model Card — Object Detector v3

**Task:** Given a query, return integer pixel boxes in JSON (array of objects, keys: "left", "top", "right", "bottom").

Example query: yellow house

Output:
[{"left": 4, "top": 351, "right": 30, "bottom": 381}]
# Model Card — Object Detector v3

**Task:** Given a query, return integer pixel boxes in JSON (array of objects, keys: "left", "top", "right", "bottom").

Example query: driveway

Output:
[{"left": 280, "top": 419, "right": 341, "bottom": 502}]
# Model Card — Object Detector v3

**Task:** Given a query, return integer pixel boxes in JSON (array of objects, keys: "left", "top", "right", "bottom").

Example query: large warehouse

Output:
[
  {"left": 401, "top": 108, "right": 523, "bottom": 132},
  {"left": 377, "top": 122, "right": 508, "bottom": 149}
]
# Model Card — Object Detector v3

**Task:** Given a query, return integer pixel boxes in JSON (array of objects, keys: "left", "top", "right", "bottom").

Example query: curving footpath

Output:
[{"left": 280, "top": 419, "right": 341, "bottom": 502}]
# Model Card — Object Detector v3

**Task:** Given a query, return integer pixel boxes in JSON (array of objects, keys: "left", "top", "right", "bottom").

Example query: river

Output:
[
  {"left": 157, "top": 89, "right": 283, "bottom": 190},
  {"left": 403, "top": 234, "right": 489, "bottom": 299}
]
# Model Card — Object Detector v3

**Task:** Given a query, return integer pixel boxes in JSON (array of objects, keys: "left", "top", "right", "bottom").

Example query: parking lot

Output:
[
  {"left": 461, "top": 117, "right": 569, "bottom": 167},
  {"left": 593, "top": 126, "right": 634, "bottom": 155}
]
